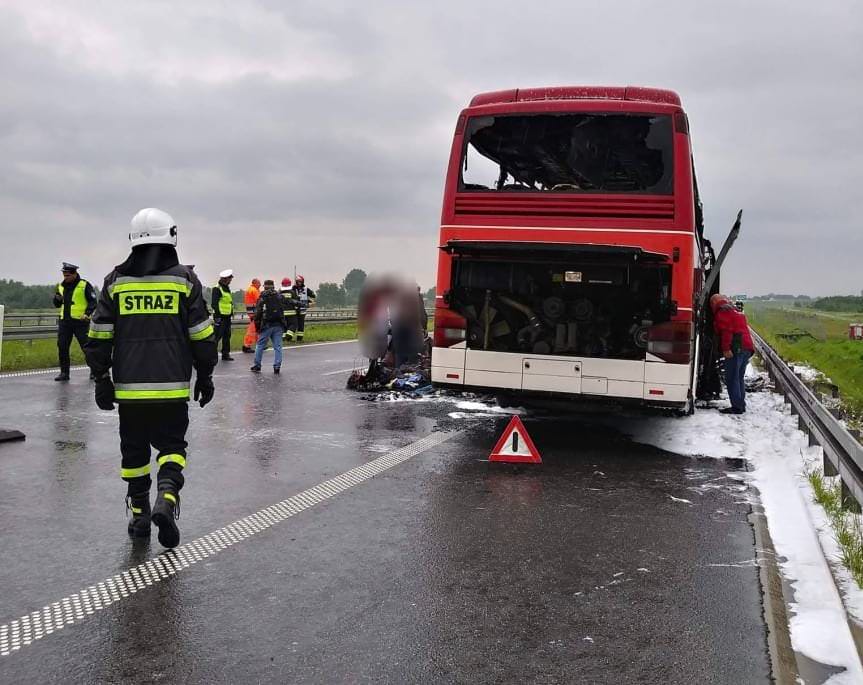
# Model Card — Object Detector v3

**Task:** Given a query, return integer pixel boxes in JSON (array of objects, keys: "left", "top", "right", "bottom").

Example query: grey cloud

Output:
[{"left": 0, "top": 1, "right": 860, "bottom": 294}]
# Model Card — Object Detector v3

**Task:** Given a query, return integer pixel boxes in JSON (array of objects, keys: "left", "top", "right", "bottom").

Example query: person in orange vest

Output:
[{"left": 242, "top": 278, "right": 261, "bottom": 353}]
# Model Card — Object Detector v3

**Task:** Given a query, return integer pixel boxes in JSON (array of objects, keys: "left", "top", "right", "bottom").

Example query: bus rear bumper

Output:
[{"left": 431, "top": 347, "right": 691, "bottom": 404}]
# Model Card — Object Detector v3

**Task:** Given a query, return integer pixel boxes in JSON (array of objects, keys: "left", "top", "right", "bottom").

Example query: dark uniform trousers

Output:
[
  {"left": 119, "top": 403, "right": 189, "bottom": 496},
  {"left": 57, "top": 319, "right": 89, "bottom": 373},
  {"left": 215, "top": 317, "right": 232, "bottom": 357}
]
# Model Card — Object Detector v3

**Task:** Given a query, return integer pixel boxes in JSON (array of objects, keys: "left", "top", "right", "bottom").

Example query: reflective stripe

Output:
[
  {"left": 111, "top": 274, "right": 193, "bottom": 290},
  {"left": 189, "top": 318, "right": 214, "bottom": 341},
  {"left": 88, "top": 321, "right": 114, "bottom": 340},
  {"left": 189, "top": 325, "right": 214, "bottom": 341},
  {"left": 89, "top": 322, "right": 114, "bottom": 332},
  {"left": 115, "top": 382, "right": 190, "bottom": 391},
  {"left": 130, "top": 506, "right": 143, "bottom": 514},
  {"left": 114, "top": 389, "right": 190, "bottom": 400},
  {"left": 121, "top": 464, "right": 151, "bottom": 479},
  {"left": 188, "top": 318, "right": 213, "bottom": 336},
  {"left": 109, "top": 282, "right": 191, "bottom": 297},
  {"left": 87, "top": 329, "right": 114, "bottom": 340},
  {"left": 157, "top": 453, "right": 186, "bottom": 468},
  {"left": 163, "top": 492, "right": 177, "bottom": 504},
  {"left": 114, "top": 381, "right": 191, "bottom": 401}
]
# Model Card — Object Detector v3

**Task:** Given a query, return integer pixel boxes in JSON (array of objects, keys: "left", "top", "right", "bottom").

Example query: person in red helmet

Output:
[
  {"left": 280, "top": 277, "right": 298, "bottom": 341},
  {"left": 290, "top": 275, "right": 316, "bottom": 342},
  {"left": 710, "top": 293, "right": 754, "bottom": 414}
]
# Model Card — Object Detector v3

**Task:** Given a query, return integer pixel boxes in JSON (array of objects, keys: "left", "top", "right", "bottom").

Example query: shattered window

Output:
[{"left": 461, "top": 113, "right": 674, "bottom": 194}]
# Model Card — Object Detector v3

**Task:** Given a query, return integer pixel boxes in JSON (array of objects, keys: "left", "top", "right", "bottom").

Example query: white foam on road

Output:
[{"left": 617, "top": 380, "right": 863, "bottom": 683}]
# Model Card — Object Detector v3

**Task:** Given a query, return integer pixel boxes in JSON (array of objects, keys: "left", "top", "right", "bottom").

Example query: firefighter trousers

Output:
[
  {"left": 296, "top": 313, "right": 306, "bottom": 340},
  {"left": 57, "top": 319, "right": 88, "bottom": 373},
  {"left": 118, "top": 403, "right": 189, "bottom": 496}
]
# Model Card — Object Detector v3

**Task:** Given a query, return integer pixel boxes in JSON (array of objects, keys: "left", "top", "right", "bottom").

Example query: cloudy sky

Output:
[{"left": 0, "top": 1, "right": 860, "bottom": 295}]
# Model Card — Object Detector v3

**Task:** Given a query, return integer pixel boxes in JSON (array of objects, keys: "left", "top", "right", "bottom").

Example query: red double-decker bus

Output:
[{"left": 432, "top": 86, "right": 715, "bottom": 412}]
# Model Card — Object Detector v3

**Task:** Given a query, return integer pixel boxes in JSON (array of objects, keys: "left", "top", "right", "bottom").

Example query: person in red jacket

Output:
[{"left": 710, "top": 293, "right": 755, "bottom": 414}]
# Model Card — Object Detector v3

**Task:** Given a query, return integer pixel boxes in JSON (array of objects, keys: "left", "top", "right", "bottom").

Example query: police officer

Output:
[
  {"left": 291, "top": 275, "right": 316, "bottom": 342},
  {"left": 84, "top": 208, "right": 217, "bottom": 548},
  {"left": 211, "top": 269, "right": 235, "bottom": 361},
  {"left": 52, "top": 262, "right": 97, "bottom": 381}
]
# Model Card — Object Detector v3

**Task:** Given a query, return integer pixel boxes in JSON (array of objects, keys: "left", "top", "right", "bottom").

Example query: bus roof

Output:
[{"left": 469, "top": 86, "right": 681, "bottom": 108}]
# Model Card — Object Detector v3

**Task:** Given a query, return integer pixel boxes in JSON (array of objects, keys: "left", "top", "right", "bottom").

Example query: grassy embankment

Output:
[
  {"left": 747, "top": 301, "right": 863, "bottom": 414},
  {"left": 0, "top": 322, "right": 358, "bottom": 373}
]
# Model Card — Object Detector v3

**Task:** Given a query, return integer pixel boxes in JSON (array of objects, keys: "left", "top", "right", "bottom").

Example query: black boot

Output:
[
  {"left": 54, "top": 371, "right": 70, "bottom": 382},
  {"left": 126, "top": 493, "right": 151, "bottom": 538},
  {"left": 151, "top": 487, "right": 181, "bottom": 549},
  {"left": 222, "top": 355, "right": 235, "bottom": 361}
]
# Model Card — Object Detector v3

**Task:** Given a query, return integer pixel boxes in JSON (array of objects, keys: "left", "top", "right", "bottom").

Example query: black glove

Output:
[
  {"left": 194, "top": 375, "right": 215, "bottom": 408},
  {"left": 94, "top": 375, "right": 115, "bottom": 410}
]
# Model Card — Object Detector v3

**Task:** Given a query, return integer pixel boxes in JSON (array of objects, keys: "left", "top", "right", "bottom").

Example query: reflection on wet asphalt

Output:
[{"left": 0, "top": 342, "right": 769, "bottom": 683}]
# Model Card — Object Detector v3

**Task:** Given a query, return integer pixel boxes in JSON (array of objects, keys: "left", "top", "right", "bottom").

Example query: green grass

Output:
[
  {"left": 0, "top": 322, "right": 358, "bottom": 373},
  {"left": 806, "top": 468, "right": 863, "bottom": 587},
  {"left": 747, "top": 302, "right": 863, "bottom": 414}
]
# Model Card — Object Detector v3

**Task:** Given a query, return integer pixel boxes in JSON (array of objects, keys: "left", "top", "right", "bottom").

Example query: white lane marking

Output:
[
  {"left": 0, "top": 430, "right": 456, "bottom": 658},
  {"left": 322, "top": 367, "right": 364, "bottom": 376},
  {"left": 0, "top": 341, "right": 357, "bottom": 380},
  {"left": 0, "top": 365, "right": 89, "bottom": 380}
]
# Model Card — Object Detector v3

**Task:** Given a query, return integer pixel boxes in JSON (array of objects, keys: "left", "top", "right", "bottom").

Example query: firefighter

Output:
[
  {"left": 211, "top": 269, "right": 235, "bottom": 361},
  {"left": 280, "top": 277, "right": 297, "bottom": 341},
  {"left": 52, "top": 262, "right": 98, "bottom": 381},
  {"left": 710, "top": 293, "right": 754, "bottom": 414},
  {"left": 242, "top": 278, "right": 261, "bottom": 353},
  {"left": 291, "top": 275, "right": 316, "bottom": 342},
  {"left": 84, "top": 208, "right": 217, "bottom": 548}
]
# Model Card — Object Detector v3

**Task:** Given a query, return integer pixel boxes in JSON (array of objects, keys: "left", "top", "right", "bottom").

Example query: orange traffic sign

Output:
[{"left": 489, "top": 415, "right": 541, "bottom": 464}]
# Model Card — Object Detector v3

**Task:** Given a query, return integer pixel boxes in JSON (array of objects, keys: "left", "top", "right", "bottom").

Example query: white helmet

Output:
[{"left": 130, "top": 208, "right": 177, "bottom": 247}]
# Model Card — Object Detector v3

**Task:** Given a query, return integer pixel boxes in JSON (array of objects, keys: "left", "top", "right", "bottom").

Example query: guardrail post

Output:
[
  {"left": 841, "top": 480, "right": 862, "bottom": 513},
  {"left": 824, "top": 454, "right": 838, "bottom": 477}
]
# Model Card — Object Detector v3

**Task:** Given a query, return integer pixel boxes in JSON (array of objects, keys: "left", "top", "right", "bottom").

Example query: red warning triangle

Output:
[{"left": 489, "top": 415, "right": 542, "bottom": 464}]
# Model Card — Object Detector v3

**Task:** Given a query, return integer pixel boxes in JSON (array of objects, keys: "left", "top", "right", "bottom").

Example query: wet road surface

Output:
[{"left": 0, "top": 342, "right": 771, "bottom": 683}]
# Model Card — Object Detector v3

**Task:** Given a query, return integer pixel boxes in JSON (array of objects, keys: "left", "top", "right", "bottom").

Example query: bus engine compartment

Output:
[{"left": 445, "top": 243, "right": 675, "bottom": 361}]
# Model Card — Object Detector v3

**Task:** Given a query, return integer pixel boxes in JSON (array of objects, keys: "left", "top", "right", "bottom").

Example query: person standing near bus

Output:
[
  {"left": 53, "top": 262, "right": 97, "bottom": 382},
  {"left": 211, "top": 269, "right": 235, "bottom": 361},
  {"left": 710, "top": 293, "right": 754, "bottom": 414}
]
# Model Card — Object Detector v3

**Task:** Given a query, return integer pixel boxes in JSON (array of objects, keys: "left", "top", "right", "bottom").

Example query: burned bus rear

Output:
[{"left": 432, "top": 87, "right": 705, "bottom": 411}]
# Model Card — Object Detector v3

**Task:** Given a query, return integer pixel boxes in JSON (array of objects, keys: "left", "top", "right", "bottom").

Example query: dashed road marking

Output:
[
  {"left": 0, "top": 365, "right": 88, "bottom": 380},
  {"left": 0, "top": 430, "right": 456, "bottom": 658}
]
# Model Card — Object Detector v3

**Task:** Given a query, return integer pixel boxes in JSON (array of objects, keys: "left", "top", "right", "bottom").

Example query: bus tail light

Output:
[
  {"left": 433, "top": 309, "right": 467, "bottom": 348},
  {"left": 647, "top": 321, "right": 692, "bottom": 364}
]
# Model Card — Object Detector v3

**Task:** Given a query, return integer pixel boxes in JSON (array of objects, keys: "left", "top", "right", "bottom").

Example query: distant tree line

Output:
[
  {"left": 747, "top": 293, "right": 812, "bottom": 301},
  {"left": 804, "top": 296, "right": 863, "bottom": 312},
  {"left": 0, "top": 279, "right": 65, "bottom": 311}
]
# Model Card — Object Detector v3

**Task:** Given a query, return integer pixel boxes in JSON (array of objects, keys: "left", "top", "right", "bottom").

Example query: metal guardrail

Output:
[
  {"left": 752, "top": 328, "right": 863, "bottom": 511},
  {"left": 1, "top": 308, "right": 436, "bottom": 341}
]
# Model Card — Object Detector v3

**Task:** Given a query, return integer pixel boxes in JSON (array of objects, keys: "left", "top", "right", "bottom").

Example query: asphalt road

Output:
[{"left": 0, "top": 341, "right": 771, "bottom": 683}]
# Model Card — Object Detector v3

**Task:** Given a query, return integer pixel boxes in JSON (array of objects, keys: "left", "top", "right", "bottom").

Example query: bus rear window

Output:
[{"left": 461, "top": 113, "right": 674, "bottom": 194}]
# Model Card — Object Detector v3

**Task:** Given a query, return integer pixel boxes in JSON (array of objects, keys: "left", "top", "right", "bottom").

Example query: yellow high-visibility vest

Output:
[
  {"left": 215, "top": 285, "right": 233, "bottom": 316},
  {"left": 57, "top": 280, "right": 88, "bottom": 319}
]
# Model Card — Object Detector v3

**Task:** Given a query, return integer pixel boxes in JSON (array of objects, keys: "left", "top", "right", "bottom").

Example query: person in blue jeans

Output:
[
  {"left": 250, "top": 280, "right": 287, "bottom": 374},
  {"left": 711, "top": 294, "right": 755, "bottom": 414}
]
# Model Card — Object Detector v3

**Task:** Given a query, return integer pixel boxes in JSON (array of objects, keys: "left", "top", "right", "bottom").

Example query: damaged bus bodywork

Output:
[{"left": 432, "top": 86, "right": 715, "bottom": 412}]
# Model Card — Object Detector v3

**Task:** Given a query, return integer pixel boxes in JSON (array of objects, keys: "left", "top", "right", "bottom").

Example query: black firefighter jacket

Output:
[{"left": 84, "top": 262, "right": 217, "bottom": 402}]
